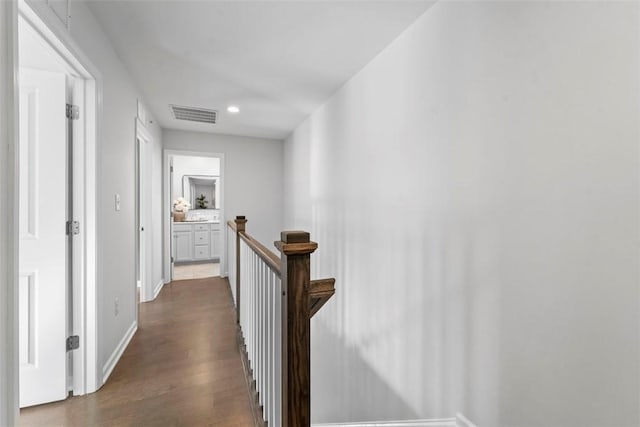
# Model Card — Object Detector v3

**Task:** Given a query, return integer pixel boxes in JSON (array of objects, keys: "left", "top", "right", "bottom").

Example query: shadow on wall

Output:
[
  {"left": 306, "top": 197, "right": 505, "bottom": 425},
  {"left": 291, "top": 2, "right": 640, "bottom": 425},
  {"left": 306, "top": 201, "right": 425, "bottom": 423},
  {"left": 308, "top": 199, "right": 423, "bottom": 423},
  {"left": 311, "top": 319, "right": 420, "bottom": 423}
]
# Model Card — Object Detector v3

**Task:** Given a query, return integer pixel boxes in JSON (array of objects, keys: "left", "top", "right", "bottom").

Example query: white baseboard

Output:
[
  {"left": 312, "top": 418, "right": 456, "bottom": 427},
  {"left": 311, "top": 413, "right": 476, "bottom": 427},
  {"left": 153, "top": 279, "right": 164, "bottom": 299},
  {"left": 455, "top": 414, "right": 477, "bottom": 427},
  {"left": 102, "top": 320, "right": 137, "bottom": 385}
]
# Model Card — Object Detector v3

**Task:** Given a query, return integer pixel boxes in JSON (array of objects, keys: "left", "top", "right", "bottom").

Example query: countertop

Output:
[{"left": 173, "top": 220, "right": 220, "bottom": 224}]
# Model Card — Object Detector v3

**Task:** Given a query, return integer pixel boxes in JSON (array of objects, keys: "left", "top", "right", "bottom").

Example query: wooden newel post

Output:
[
  {"left": 275, "top": 230, "right": 318, "bottom": 427},
  {"left": 234, "top": 216, "right": 247, "bottom": 324}
]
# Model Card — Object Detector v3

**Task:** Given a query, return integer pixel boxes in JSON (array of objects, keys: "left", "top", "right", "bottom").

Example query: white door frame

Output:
[
  {"left": 14, "top": 0, "right": 101, "bottom": 407},
  {"left": 136, "top": 119, "right": 154, "bottom": 303},
  {"left": 163, "top": 150, "right": 226, "bottom": 282},
  {"left": 1, "top": 1, "right": 20, "bottom": 424}
]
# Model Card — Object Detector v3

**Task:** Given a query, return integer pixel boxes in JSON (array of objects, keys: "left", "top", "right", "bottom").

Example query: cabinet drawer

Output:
[
  {"left": 194, "top": 231, "right": 209, "bottom": 244},
  {"left": 210, "top": 222, "right": 221, "bottom": 231},
  {"left": 173, "top": 223, "right": 192, "bottom": 232},
  {"left": 194, "top": 245, "right": 209, "bottom": 260},
  {"left": 194, "top": 223, "right": 210, "bottom": 231}
]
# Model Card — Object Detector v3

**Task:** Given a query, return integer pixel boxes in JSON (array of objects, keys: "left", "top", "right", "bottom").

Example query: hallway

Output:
[{"left": 20, "top": 278, "right": 257, "bottom": 427}]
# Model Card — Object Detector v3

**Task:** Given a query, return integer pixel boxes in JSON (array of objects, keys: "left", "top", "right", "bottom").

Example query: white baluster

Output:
[
  {"left": 266, "top": 269, "right": 273, "bottom": 422},
  {"left": 274, "top": 273, "right": 282, "bottom": 427},
  {"left": 258, "top": 260, "right": 264, "bottom": 405},
  {"left": 232, "top": 237, "right": 287, "bottom": 427}
]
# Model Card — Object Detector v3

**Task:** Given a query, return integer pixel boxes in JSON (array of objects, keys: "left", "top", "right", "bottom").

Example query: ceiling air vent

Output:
[{"left": 170, "top": 105, "right": 217, "bottom": 124}]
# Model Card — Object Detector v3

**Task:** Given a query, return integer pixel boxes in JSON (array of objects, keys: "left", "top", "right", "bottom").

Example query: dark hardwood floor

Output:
[{"left": 20, "top": 277, "right": 257, "bottom": 427}]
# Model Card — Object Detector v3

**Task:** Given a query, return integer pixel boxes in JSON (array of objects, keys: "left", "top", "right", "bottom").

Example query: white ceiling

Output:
[{"left": 87, "top": 1, "right": 435, "bottom": 140}]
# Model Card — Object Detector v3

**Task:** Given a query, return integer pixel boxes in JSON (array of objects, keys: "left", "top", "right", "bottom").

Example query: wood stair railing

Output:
[
  {"left": 227, "top": 216, "right": 335, "bottom": 427},
  {"left": 309, "top": 278, "right": 336, "bottom": 318}
]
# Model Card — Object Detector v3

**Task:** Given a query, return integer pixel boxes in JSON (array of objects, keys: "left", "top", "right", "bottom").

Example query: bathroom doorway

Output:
[{"left": 164, "top": 151, "right": 224, "bottom": 282}]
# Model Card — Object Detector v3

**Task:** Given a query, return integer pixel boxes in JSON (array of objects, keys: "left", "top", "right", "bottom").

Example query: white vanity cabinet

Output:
[
  {"left": 172, "top": 222, "right": 222, "bottom": 262},
  {"left": 173, "top": 224, "right": 194, "bottom": 261},
  {"left": 193, "top": 223, "right": 210, "bottom": 260}
]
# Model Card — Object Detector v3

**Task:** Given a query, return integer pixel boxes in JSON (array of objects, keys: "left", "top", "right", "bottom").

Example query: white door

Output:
[
  {"left": 137, "top": 136, "right": 146, "bottom": 294},
  {"left": 169, "top": 157, "right": 175, "bottom": 280},
  {"left": 18, "top": 68, "right": 68, "bottom": 407},
  {"left": 137, "top": 128, "right": 154, "bottom": 302}
]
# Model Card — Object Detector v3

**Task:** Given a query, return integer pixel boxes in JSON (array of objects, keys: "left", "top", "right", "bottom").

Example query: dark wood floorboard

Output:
[{"left": 19, "top": 277, "right": 257, "bottom": 427}]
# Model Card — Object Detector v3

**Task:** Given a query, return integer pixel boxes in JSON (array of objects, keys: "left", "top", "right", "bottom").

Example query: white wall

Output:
[
  {"left": 0, "top": 1, "right": 19, "bottom": 425},
  {"left": 284, "top": 2, "right": 639, "bottom": 426},
  {"left": 164, "top": 130, "right": 283, "bottom": 254},
  {"left": 25, "top": 0, "right": 164, "bottom": 384},
  {"left": 68, "top": 1, "right": 164, "bottom": 377}
]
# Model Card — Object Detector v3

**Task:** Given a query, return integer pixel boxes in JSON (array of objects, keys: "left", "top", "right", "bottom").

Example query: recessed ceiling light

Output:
[{"left": 227, "top": 105, "right": 240, "bottom": 113}]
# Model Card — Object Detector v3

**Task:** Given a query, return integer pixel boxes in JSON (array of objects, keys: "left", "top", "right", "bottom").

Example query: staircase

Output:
[{"left": 227, "top": 216, "right": 336, "bottom": 427}]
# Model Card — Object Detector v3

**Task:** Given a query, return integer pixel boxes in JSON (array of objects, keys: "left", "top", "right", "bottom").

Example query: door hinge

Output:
[
  {"left": 170, "top": 166, "right": 174, "bottom": 173},
  {"left": 66, "top": 103, "right": 79, "bottom": 120},
  {"left": 171, "top": 256, "right": 174, "bottom": 263},
  {"left": 66, "top": 220, "right": 80, "bottom": 235},
  {"left": 66, "top": 335, "right": 80, "bottom": 351}
]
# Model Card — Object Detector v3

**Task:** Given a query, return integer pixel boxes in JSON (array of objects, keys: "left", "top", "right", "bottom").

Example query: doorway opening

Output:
[
  {"left": 164, "top": 151, "right": 225, "bottom": 282},
  {"left": 17, "top": 0, "right": 99, "bottom": 411}
]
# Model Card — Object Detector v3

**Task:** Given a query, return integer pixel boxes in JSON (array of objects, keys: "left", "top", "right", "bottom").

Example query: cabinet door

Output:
[
  {"left": 174, "top": 231, "right": 193, "bottom": 261},
  {"left": 210, "top": 230, "right": 221, "bottom": 259}
]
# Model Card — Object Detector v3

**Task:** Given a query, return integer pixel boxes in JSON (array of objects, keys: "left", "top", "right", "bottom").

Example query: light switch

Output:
[{"left": 115, "top": 194, "right": 121, "bottom": 211}]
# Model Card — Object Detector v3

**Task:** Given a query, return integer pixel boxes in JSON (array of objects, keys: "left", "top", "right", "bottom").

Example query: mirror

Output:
[{"left": 182, "top": 175, "right": 219, "bottom": 209}]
